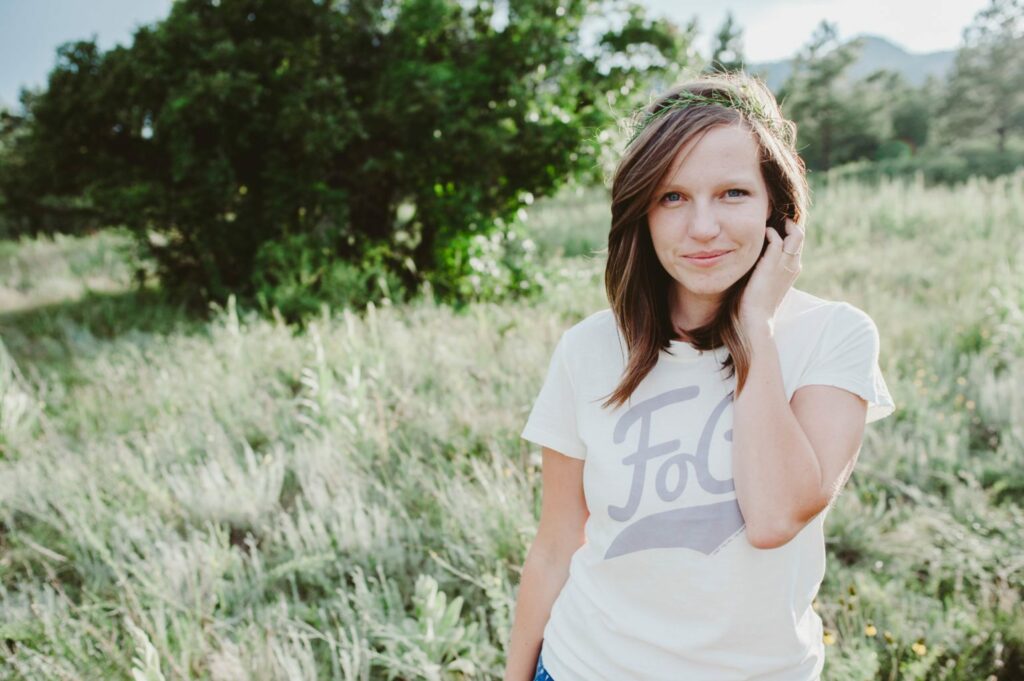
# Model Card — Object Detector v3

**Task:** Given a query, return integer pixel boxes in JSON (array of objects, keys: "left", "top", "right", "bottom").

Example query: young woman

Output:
[{"left": 504, "top": 73, "right": 896, "bottom": 681}]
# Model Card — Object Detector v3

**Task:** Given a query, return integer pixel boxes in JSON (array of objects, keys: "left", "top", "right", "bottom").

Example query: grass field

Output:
[{"left": 1, "top": 171, "right": 1023, "bottom": 679}]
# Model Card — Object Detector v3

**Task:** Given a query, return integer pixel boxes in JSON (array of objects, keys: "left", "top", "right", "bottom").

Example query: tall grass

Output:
[{"left": 0, "top": 170, "right": 1022, "bottom": 679}]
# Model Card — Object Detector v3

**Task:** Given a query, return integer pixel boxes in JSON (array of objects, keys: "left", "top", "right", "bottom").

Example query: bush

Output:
[
  {"left": 431, "top": 222, "right": 544, "bottom": 305},
  {"left": 252, "top": 233, "right": 409, "bottom": 323}
]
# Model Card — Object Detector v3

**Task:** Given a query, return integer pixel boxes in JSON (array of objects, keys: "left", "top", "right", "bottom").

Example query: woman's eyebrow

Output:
[{"left": 658, "top": 177, "right": 759, "bottom": 190}]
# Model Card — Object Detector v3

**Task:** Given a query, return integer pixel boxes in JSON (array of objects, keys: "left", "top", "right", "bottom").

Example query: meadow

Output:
[{"left": 0, "top": 170, "right": 1022, "bottom": 680}]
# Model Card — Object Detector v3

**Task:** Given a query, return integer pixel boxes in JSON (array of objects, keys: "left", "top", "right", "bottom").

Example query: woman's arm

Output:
[
  {"left": 504, "top": 447, "right": 588, "bottom": 681},
  {"left": 731, "top": 321, "right": 868, "bottom": 549}
]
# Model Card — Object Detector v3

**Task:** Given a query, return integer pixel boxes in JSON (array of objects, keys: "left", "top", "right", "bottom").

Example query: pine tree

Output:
[
  {"left": 707, "top": 11, "right": 745, "bottom": 74},
  {"left": 938, "top": 0, "right": 1024, "bottom": 152}
]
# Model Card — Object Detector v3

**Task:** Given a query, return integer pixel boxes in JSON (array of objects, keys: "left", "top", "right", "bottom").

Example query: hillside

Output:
[{"left": 749, "top": 34, "right": 956, "bottom": 91}]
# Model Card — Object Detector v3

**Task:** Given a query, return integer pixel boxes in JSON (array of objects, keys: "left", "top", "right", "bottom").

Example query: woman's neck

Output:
[{"left": 668, "top": 285, "right": 721, "bottom": 335}]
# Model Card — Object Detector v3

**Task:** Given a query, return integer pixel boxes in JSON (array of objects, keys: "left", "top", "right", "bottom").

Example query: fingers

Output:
[
  {"left": 781, "top": 218, "right": 803, "bottom": 275},
  {"left": 782, "top": 218, "right": 805, "bottom": 254},
  {"left": 764, "top": 219, "right": 803, "bottom": 277}
]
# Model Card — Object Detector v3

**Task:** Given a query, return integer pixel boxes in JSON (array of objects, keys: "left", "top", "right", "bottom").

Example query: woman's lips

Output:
[{"left": 683, "top": 251, "right": 730, "bottom": 266}]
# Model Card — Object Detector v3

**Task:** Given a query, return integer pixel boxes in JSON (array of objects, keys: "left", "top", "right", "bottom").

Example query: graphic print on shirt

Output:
[{"left": 605, "top": 386, "right": 745, "bottom": 559}]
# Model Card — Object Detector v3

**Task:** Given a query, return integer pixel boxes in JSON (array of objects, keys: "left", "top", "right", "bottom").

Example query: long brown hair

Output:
[{"left": 601, "top": 72, "right": 809, "bottom": 409}]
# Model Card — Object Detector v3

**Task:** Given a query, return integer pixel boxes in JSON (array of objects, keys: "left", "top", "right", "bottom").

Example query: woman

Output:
[{"left": 504, "top": 72, "right": 896, "bottom": 681}]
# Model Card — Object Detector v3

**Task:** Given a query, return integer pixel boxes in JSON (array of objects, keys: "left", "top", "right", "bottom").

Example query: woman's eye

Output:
[
  {"left": 725, "top": 188, "right": 748, "bottom": 198},
  {"left": 662, "top": 191, "right": 683, "bottom": 203}
]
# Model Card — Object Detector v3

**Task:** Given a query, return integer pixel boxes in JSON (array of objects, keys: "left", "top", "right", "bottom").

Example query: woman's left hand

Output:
[{"left": 738, "top": 218, "right": 805, "bottom": 331}]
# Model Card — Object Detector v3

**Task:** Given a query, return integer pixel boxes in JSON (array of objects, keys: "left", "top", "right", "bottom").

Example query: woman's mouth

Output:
[{"left": 683, "top": 251, "right": 730, "bottom": 266}]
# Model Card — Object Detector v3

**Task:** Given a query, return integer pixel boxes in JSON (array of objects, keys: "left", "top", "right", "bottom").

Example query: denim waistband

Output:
[{"left": 533, "top": 650, "right": 553, "bottom": 681}]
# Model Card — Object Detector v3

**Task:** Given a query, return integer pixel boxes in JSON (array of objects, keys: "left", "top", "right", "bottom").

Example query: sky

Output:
[{"left": 0, "top": 0, "right": 993, "bottom": 109}]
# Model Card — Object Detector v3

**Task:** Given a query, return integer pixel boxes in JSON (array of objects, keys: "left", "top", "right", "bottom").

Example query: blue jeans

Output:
[{"left": 533, "top": 650, "right": 554, "bottom": 681}]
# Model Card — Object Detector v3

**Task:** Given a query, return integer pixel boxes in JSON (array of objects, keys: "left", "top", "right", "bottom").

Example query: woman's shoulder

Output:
[
  {"left": 561, "top": 308, "right": 625, "bottom": 358},
  {"left": 779, "top": 287, "right": 875, "bottom": 324},
  {"left": 778, "top": 288, "right": 881, "bottom": 346},
  {"left": 562, "top": 307, "right": 614, "bottom": 334}
]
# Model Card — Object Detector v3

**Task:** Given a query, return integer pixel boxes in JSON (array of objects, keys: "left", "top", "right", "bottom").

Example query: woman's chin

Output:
[{"left": 675, "top": 274, "right": 737, "bottom": 297}]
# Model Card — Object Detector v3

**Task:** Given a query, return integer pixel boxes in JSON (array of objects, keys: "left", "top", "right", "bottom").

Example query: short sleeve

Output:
[
  {"left": 796, "top": 304, "right": 896, "bottom": 425},
  {"left": 520, "top": 332, "right": 587, "bottom": 459}
]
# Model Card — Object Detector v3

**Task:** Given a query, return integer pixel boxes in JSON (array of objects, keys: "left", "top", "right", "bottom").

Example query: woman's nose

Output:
[{"left": 687, "top": 204, "right": 720, "bottom": 239}]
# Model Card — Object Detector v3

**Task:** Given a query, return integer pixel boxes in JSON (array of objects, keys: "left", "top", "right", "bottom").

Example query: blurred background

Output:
[{"left": 0, "top": 1, "right": 1022, "bottom": 679}]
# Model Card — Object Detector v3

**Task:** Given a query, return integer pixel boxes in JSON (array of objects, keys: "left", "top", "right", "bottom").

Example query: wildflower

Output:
[
  {"left": 912, "top": 640, "right": 927, "bottom": 656},
  {"left": 864, "top": 624, "right": 877, "bottom": 637},
  {"left": 883, "top": 630, "right": 894, "bottom": 644},
  {"left": 965, "top": 400, "right": 976, "bottom": 411},
  {"left": 823, "top": 631, "right": 836, "bottom": 646}
]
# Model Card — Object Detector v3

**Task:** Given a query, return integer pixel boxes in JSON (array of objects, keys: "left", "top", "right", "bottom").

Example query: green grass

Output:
[{"left": 0, "top": 170, "right": 1023, "bottom": 679}]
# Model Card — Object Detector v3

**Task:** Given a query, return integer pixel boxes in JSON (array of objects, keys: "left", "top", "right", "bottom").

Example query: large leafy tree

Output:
[
  {"left": 0, "top": 0, "right": 690, "bottom": 307},
  {"left": 937, "top": 0, "right": 1024, "bottom": 152}
]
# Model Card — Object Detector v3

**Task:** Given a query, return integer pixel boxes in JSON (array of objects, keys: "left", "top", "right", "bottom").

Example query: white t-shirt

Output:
[{"left": 520, "top": 287, "right": 896, "bottom": 681}]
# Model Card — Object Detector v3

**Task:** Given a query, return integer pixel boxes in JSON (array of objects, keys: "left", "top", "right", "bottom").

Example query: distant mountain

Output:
[{"left": 747, "top": 35, "right": 956, "bottom": 92}]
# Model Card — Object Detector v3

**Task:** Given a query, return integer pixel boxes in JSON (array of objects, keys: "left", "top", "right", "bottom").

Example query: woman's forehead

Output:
[{"left": 659, "top": 125, "right": 764, "bottom": 188}]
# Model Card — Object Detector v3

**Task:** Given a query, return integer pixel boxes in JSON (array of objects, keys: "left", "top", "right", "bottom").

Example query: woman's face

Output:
[{"left": 647, "top": 123, "right": 773, "bottom": 326}]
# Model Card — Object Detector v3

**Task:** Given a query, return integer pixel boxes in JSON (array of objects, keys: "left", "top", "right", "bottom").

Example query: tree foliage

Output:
[
  {"left": 937, "top": 0, "right": 1024, "bottom": 152},
  {"left": 0, "top": 0, "right": 691, "bottom": 312},
  {"left": 777, "top": 21, "right": 869, "bottom": 171},
  {"left": 705, "top": 11, "right": 745, "bottom": 74}
]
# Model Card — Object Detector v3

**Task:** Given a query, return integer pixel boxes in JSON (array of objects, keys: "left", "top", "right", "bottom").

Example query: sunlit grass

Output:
[{"left": 0, "top": 170, "right": 1022, "bottom": 679}]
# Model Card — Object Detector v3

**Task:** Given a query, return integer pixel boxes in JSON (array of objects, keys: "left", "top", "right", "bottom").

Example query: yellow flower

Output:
[
  {"left": 864, "top": 624, "right": 877, "bottom": 637},
  {"left": 823, "top": 631, "right": 837, "bottom": 646},
  {"left": 912, "top": 641, "right": 927, "bottom": 656},
  {"left": 883, "top": 630, "right": 894, "bottom": 644}
]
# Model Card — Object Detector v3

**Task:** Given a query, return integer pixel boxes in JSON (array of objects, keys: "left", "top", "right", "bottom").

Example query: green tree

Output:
[
  {"left": 0, "top": 87, "right": 103, "bottom": 237},
  {"left": 890, "top": 78, "right": 936, "bottom": 152},
  {"left": 0, "top": 0, "right": 691, "bottom": 311},
  {"left": 778, "top": 21, "right": 867, "bottom": 170},
  {"left": 937, "top": 0, "right": 1024, "bottom": 152},
  {"left": 706, "top": 11, "right": 745, "bottom": 74}
]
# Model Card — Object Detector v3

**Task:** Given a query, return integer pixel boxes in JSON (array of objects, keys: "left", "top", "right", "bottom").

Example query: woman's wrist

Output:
[{"left": 740, "top": 314, "right": 775, "bottom": 340}]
